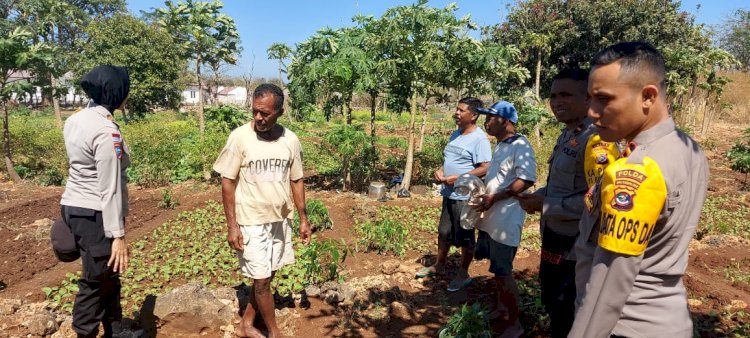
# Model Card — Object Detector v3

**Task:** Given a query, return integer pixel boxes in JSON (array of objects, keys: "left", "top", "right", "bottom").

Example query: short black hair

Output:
[
  {"left": 552, "top": 68, "right": 589, "bottom": 82},
  {"left": 591, "top": 41, "right": 666, "bottom": 91},
  {"left": 458, "top": 97, "right": 483, "bottom": 114},
  {"left": 253, "top": 83, "right": 284, "bottom": 113}
]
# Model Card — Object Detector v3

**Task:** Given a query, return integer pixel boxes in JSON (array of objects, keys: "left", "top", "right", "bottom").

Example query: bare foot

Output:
[{"left": 234, "top": 321, "right": 264, "bottom": 338}]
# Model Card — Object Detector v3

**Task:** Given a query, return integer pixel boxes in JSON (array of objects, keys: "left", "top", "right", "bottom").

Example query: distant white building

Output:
[
  {"left": 7, "top": 71, "right": 85, "bottom": 107},
  {"left": 217, "top": 86, "right": 248, "bottom": 106},
  {"left": 181, "top": 85, "right": 248, "bottom": 106},
  {"left": 181, "top": 85, "right": 211, "bottom": 106}
]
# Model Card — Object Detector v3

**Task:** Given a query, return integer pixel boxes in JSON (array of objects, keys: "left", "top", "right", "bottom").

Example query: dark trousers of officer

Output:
[
  {"left": 539, "top": 226, "right": 577, "bottom": 338},
  {"left": 62, "top": 206, "right": 122, "bottom": 338}
]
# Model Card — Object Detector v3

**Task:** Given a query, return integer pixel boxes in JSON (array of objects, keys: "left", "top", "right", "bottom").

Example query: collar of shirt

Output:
[
  {"left": 621, "top": 118, "right": 675, "bottom": 157},
  {"left": 88, "top": 103, "right": 113, "bottom": 121},
  {"left": 632, "top": 118, "right": 675, "bottom": 146},
  {"left": 500, "top": 134, "right": 522, "bottom": 144}
]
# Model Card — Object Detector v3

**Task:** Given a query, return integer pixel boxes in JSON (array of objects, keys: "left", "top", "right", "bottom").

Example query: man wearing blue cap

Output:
[
  {"left": 472, "top": 101, "right": 537, "bottom": 337},
  {"left": 416, "top": 97, "right": 491, "bottom": 292}
]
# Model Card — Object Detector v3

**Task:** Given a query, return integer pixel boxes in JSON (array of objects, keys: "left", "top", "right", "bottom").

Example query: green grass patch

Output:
[{"left": 696, "top": 195, "right": 750, "bottom": 239}]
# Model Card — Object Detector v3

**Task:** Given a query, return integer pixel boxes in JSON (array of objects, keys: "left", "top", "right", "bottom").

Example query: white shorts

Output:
[{"left": 238, "top": 219, "right": 295, "bottom": 279}]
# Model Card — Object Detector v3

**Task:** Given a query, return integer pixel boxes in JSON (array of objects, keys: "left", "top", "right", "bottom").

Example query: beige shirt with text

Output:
[{"left": 213, "top": 123, "right": 304, "bottom": 226}]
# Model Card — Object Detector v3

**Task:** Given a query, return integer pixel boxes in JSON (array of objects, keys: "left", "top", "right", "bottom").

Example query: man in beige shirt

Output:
[{"left": 213, "top": 83, "right": 311, "bottom": 338}]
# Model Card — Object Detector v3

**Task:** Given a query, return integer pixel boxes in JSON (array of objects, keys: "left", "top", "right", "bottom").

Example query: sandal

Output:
[{"left": 447, "top": 276, "right": 473, "bottom": 292}]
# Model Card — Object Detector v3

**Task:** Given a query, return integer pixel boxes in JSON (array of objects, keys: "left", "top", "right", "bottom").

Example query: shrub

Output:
[
  {"left": 9, "top": 116, "right": 67, "bottom": 183},
  {"left": 37, "top": 167, "right": 64, "bottom": 186},
  {"left": 272, "top": 237, "right": 348, "bottom": 297},
  {"left": 204, "top": 105, "right": 248, "bottom": 132},
  {"left": 355, "top": 219, "right": 410, "bottom": 256},
  {"left": 292, "top": 199, "right": 334, "bottom": 233},
  {"left": 157, "top": 189, "right": 179, "bottom": 209},
  {"left": 301, "top": 137, "right": 340, "bottom": 176},
  {"left": 728, "top": 128, "right": 750, "bottom": 183},
  {"left": 323, "top": 125, "right": 378, "bottom": 191},
  {"left": 438, "top": 303, "right": 492, "bottom": 338},
  {"left": 123, "top": 119, "right": 227, "bottom": 186}
]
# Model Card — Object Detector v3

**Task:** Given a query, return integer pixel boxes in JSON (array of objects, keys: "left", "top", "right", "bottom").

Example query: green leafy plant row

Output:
[{"left": 42, "top": 200, "right": 346, "bottom": 315}]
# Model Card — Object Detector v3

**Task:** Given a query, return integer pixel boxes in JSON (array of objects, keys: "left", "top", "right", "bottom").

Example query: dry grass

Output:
[
  {"left": 674, "top": 71, "right": 750, "bottom": 136},
  {"left": 720, "top": 71, "right": 750, "bottom": 124}
]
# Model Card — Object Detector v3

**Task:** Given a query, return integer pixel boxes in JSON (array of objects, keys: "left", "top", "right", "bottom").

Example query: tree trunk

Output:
[
  {"left": 532, "top": 122, "right": 541, "bottom": 147},
  {"left": 123, "top": 106, "right": 130, "bottom": 125},
  {"left": 417, "top": 97, "right": 429, "bottom": 152},
  {"left": 279, "top": 63, "right": 293, "bottom": 123},
  {"left": 50, "top": 74, "right": 62, "bottom": 129},
  {"left": 345, "top": 102, "right": 352, "bottom": 126},
  {"left": 370, "top": 92, "right": 377, "bottom": 148},
  {"left": 196, "top": 59, "right": 205, "bottom": 134},
  {"left": 342, "top": 157, "right": 350, "bottom": 192},
  {"left": 2, "top": 100, "right": 22, "bottom": 183},
  {"left": 534, "top": 49, "right": 542, "bottom": 100},
  {"left": 244, "top": 78, "right": 252, "bottom": 108},
  {"left": 401, "top": 91, "right": 418, "bottom": 192},
  {"left": 701, "top": 91, "right": 714, "bottom": 136}
]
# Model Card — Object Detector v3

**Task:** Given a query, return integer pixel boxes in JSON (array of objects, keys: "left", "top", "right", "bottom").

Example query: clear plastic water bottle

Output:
[{"left": 453, "top": 173, "right": 486, "bottom": 230}]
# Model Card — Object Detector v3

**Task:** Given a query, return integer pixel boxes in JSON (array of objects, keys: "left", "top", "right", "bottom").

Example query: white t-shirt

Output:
[
  {"left": 213, "top": 123, "right": 304, "bottom": 226},
  {"left": 478, "top": 134, "right": 537, "bottom": 247}
]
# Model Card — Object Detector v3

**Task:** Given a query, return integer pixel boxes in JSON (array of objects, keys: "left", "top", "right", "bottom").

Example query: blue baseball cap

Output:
[{"left": 477, "top": 100, "right": 518, "bottom": 124}]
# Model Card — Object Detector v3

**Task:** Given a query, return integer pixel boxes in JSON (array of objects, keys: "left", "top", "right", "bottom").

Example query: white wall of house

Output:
[
  {"left": 181, "top": 85, "right": 248, "bottom": 106},
  {"left": 217, "top": 87, "right": 248, "bottom": 106}
]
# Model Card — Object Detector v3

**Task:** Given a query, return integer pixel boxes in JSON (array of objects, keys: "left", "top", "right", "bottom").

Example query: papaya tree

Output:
[
  {"left": 374, "top": 0, "right": 478, "bottom": 192},
  {"left": 267, "top": 42, "right": 293, "bottom": 121},
  {"left": 323, "top": 125, "right": 372, "bottom": 191},
  {"left": 153, "top": 0, "right": 240, "bottom": 133}
]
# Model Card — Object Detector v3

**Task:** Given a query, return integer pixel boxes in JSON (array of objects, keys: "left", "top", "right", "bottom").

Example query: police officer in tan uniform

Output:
[
  {"left": 569, "top": 42, "right": 709, "bottom": 338},
  {"left": 519, "top": 68, "right": 617, "bottom": 338},
  {"left": 60, "top": 65, "right": 130, "bottom": 338}
]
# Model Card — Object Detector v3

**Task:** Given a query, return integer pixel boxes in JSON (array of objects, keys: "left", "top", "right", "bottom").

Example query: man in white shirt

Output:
[{"left": 472, "top": 101, "right": 537, "bottom": 337}]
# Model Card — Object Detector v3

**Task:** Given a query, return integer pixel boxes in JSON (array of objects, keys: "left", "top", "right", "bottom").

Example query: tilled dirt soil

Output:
[{"left": 1, "top": 122, "right": 749, "bottom": 337}]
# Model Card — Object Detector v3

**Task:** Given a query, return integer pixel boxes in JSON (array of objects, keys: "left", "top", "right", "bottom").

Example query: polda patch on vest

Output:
[
  {"left": 112, "top": 133, "right": 122, "bottom": 159},
  {"left": 597, "top": 157, "right": 667, "bottom": 256}
]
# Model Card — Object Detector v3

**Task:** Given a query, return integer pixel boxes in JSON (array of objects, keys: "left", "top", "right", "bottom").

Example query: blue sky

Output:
[{"left": 127, "top": 0, "right": 749, "bottom": 78}]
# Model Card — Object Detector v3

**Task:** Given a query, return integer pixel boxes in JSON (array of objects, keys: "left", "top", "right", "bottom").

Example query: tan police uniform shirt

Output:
[
  {"left": 570, "top": 118, "right": 709, "bottom": 338},
  {"left": 61, "top": 103, "right": 130, "bottom": 238},
  {"left": 213, "top": 122, "right": 304, "bottom": 226},
  {"left": 532, "top": 120, "right": 596, "bottom": 238}
]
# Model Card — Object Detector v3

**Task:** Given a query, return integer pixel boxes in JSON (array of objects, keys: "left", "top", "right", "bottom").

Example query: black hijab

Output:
[{"left": 80, "top": 65, "right": 130, "bottom": 113}]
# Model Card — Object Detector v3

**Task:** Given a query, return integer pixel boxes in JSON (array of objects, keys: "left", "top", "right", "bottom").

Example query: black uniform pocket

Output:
[
  {"left": 88, "top": 242, "right": 112, "bottom": 258},
  {"left": 63, "top": 206, "right": 112, "bottom": 280}
]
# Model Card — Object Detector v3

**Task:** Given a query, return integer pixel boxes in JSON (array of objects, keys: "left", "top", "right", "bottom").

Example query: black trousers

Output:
[
  {"left": 61, "top": 206, "right": 122, "bottom": 338},
  {"left": 539, "top": 226, "right": 577, "bottom": 338}
]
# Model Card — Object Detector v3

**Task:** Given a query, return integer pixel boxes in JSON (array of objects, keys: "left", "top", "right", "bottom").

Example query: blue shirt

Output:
[{"left": 441, "top": 127, "right": 492, "bottom": 200}]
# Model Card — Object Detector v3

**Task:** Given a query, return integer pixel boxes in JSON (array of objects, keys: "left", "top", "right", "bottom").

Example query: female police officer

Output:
[{"left": 60, "top": 65, "right": 130, "bottom": 338}]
